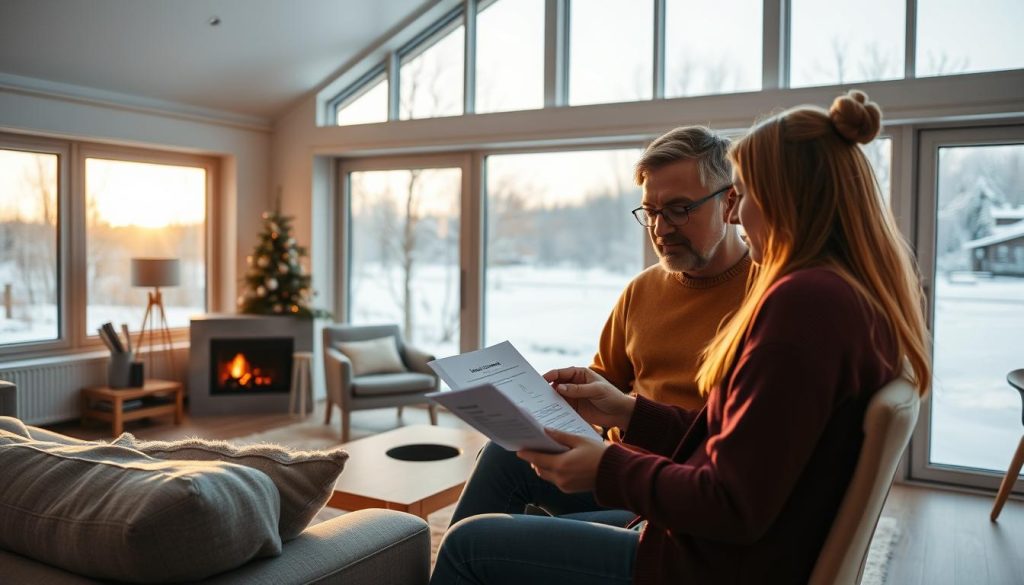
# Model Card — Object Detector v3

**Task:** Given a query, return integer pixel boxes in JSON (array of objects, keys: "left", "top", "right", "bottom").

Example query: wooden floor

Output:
[{"left": 46, "top": 401, "right": 1024, "bottom": 585}]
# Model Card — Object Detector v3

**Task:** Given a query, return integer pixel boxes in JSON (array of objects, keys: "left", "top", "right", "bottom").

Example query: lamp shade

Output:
[{"left": 131, "top": 258, "right": 180, "bottom": 287}]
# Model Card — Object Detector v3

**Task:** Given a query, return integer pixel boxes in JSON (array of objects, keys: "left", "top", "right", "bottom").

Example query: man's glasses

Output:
[{"left": 631, "top": 184, "right": 732, "bottom": 228}]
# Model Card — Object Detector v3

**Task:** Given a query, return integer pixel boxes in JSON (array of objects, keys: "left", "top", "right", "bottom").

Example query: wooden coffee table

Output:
[
  {"left": 81, "top": 379, "right": 184, "bottom": 437},
  {"left": 327, "top": 424, "right": 487, "bottom": 519}
]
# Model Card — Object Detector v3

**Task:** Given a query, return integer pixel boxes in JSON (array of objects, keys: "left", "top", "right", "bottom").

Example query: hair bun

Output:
[{"left": 829, "top": 90, "right": 881, "bottom": 144}]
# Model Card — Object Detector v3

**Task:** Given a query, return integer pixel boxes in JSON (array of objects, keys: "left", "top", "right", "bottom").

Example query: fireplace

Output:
[
  {"left": 210, "top": 337, "right": 293, "bottom": 395},
  {"left": 189, "top": 315, "right": 314, "bottom": 416}
]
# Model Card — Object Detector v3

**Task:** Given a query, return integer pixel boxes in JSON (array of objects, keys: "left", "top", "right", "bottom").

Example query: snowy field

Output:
[
  {"left": 4, "top": 264, "right": 1021, "bottom": 475},
  {"left": 930, "top": 276, "right": 1024, "bottom": 473}
]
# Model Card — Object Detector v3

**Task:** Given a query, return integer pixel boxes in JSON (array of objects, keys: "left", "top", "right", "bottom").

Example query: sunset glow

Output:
[{"left": 86, "top": 158, "right": 206, "bottom": 228}]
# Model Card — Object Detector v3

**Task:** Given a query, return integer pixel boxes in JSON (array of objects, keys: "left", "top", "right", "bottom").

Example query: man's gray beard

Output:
[{"left": 658, "top": 246, "right": 708, "bottom": 273}]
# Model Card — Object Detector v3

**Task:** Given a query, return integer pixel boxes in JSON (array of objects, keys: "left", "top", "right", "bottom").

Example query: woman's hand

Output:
[
  {"left": 517, "top": 428, "right": 609, "bottom": 493},
  {"left": 544, "top": 367, "right": 636, "bottom": 432}
]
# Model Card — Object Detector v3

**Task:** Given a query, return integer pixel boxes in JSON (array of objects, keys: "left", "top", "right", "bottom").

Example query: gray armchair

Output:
[{"left": 322, "top": 324, "right": 439, "bottom": 442}]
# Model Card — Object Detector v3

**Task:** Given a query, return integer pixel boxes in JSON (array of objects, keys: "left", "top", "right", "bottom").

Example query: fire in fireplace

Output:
[{"left": 210, "top": 337, "right": 293, "bottom": 395}]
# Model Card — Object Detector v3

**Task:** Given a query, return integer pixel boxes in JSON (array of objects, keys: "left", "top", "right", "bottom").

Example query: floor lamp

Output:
[{"left": 131, "top": 258, "right": 180, "bottom": 380}]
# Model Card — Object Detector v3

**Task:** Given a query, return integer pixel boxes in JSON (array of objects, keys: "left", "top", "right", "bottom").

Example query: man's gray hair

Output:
[{"left": 634, "top": 126, "right": 732, "bottom": 189}]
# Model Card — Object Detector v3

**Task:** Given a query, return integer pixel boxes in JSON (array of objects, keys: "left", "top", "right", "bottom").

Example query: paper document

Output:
[{"left": 427, "top": 341, "right": 602, "bottom": 452}]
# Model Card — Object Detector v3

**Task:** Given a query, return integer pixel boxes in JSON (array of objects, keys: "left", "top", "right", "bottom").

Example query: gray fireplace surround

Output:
[{"left": 189, "top": 314, "right": 313, "bottom": 416}]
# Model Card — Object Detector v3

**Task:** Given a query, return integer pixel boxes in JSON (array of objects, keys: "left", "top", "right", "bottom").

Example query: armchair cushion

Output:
[
  {"left": 334, "top": 336, "right": 407, "bottom": 376},
  {"left": 352, "top": 372, "right": 438, "bottom": 397},
  {"left": 0, "top": 430, "right": 281, "bottom": 583},
  {"left": 112, "top": 433, "right": 349, "bottom": 541}
]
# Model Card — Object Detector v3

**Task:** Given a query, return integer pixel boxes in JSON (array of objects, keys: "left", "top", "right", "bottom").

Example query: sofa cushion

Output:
[
  {"left": 0, "top": 430, "right": 282, "bottom": 583},
  {"left": 114, "top": 434, "right": 349, "bottom": 541},
  {"left": 0, "top": 415, "right": 100, "bottom": 445},
  {"left": 352, "top": 372, "right": 437, "bottom": 396},
  {"left": 334, "top": 335, "right": 406, "bottom": 376}
]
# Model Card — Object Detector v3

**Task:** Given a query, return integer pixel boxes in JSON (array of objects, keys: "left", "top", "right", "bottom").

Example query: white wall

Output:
[{"left": 0, "top": 83, "right": 272, "bottom": 313}]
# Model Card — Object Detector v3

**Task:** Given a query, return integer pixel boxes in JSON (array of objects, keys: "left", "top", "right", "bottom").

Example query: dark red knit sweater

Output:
[{"left": 595, "top": 268, "right": 899, "bottom": 585}]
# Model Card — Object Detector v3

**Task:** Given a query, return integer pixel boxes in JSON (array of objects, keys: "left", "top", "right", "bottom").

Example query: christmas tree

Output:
[{"left": 238, "top": 204, "right": 324, "bottom": 318}]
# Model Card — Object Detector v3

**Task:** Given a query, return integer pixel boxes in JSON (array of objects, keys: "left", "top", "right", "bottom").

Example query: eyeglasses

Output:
[{"left": 631, "top": 184, "right": 732, "bottom": 228}]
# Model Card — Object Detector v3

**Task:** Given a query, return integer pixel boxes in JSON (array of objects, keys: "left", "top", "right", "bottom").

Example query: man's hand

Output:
[
  {"left": 517, "top": 428, "right": 609, "bottom": 493},
  {"left": 544, "top": 366, "right": 636, "bottom": 431}
]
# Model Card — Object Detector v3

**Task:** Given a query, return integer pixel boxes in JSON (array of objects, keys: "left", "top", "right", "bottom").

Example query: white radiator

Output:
[{"left": 0, "top": 347, "right": 189, "bottom": 425}]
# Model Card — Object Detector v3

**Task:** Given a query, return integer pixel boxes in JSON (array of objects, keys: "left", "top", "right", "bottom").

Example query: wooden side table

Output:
[{"left": 81, "top": 379, "right": 184, "bottom": 438}]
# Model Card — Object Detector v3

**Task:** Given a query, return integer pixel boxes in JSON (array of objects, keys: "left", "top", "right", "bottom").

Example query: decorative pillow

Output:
[
  {"left": 0, "top": 430, "right": 281, "bottom": 583},
  {"left": 0, "top": 415, "right": 101, "bottom": 445},
  {"left": 114, "top": 433, "right": 349, "bottom": 541},
  {"left": 334, "top": 335, "right": 407, "bottom": 376}
]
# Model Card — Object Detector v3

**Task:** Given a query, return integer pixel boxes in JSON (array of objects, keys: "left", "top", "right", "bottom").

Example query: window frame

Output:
[
  {"left": 0, "top": 133, "right": 71, "bottom": 355},
  {"left": 327, "top": 65, "right": 389, "bottom": 126},
  {"left": 910, "top": 123, "right": 1024, "bottom": 495},
  {"left": 0, "top": 133, "right": 218, "bottom": 358}
]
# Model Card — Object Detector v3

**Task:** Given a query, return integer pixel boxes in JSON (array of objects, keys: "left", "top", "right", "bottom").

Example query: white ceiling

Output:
[{"left": 0, "top": 0, "right": 429, "bottom": 121}]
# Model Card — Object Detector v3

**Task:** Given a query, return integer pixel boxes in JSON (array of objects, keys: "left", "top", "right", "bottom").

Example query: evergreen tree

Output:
[{"left": 238, "top": 205, "right": 324, "bottom": 318}]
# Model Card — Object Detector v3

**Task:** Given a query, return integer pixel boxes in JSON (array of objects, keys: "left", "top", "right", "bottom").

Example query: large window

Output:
[
  {"left": 336, "top": 73, "right": 388, "bottom": 126},
  {"left": 400, "top": 19, "right": 465, "bottom": 120},
  {"left": 484, "top": 149, "right": 644, "bottom": 372},
  {"left": 347, "top": 166, "right": 462, "bottom": 358},
  {"left": 0, "top": 136, "right": 213, "bottom": 354},
  {"left": 916, "top": 0, "right": 1024, "bottom": 77},
  {"left": 476, "top": 0, "right": 544, "bottom": 113},
  {"left": 790, "top": 0, "right": 905, "bottom": 87},
  {"left": 323, "top": 0, "right": 1022, "bottom": 122},
  {"left": 664, "top": 0, "right": 762, "bottom": 98},
  {"left": 85, "top": 158, "right": 207, "bottom": 336},
  {"left": 569, "top": 0, "right": 654, "bottom": 106},
  {"left": 913, "top": 127, "right": 1024, "bottom": 494},
  {"left": 0, "top": 147, "right": 59, "bottom": 345}
]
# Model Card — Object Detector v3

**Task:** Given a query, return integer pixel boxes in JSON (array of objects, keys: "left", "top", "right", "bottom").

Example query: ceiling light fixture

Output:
[{"left": 208, "top": 16, "right": 221, "bottom": 26}]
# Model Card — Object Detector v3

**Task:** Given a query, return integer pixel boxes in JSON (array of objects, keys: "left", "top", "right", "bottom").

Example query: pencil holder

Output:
[{"left": 108, "top": 352, "right": 134, "bottom": 389}]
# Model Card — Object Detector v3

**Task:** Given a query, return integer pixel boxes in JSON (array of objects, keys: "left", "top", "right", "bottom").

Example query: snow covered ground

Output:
[{"left": 4, "top": 264, "right": 1021, "bottom": 475}]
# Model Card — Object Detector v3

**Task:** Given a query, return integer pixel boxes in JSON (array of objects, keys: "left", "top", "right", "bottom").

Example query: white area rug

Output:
[{"left": 229, "top": 419, "right": 901, "bottom": 582}]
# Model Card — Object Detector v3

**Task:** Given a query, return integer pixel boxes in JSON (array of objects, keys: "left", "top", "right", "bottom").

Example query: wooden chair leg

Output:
[
  {"left": 991, "top": 434, "right": 1024, "bottom": 522},
  {"left": 428, "top": 404, "right": 438, "bottom": 426},
  {"left": 324, "top": 399, "right": 333, "bottom": 425},
  {"left": 341, "top": 408, "right": 351, "bottom": 443}
]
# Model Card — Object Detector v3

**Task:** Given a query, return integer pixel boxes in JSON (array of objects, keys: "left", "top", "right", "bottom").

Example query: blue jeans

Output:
[
  {"left": 430, "top": 513, "right": 639, "bottom": 585},
  {"left": 449, "top": 441, "right": 636, "bottom": 527}
]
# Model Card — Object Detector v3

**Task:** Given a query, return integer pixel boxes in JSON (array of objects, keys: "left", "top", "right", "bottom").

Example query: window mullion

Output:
[
  {"left": 544, "top": 0, "right": 568, "bottom": 107},
  {"left": 905, "top": 0, "right": 917, "bottom": 78},
  {"left": 653, "top": 0, "right": 666, "bottom": 100},
  {"left": 762, "top": 0, "right": 787, "bottom": 89},
  {"left": 386, "top": 51, "right": 400, "bottom": 121},
  {"left": 464, "top": 0, "right": 477, "bottom": 115}
]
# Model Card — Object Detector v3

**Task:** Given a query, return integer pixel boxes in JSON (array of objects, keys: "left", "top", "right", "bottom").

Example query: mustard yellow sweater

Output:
[{"left": 590, "top": 254, "right": 752, "bottom": 411}]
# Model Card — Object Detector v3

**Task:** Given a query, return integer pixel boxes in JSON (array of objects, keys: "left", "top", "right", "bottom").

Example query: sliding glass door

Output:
[
  {"left": 912, "top": 125, "right": 1024, "bottom": 489},
  {"left": 340, "top": 156, "right": 470, "bottom": 359},
  {"left": 483, "top": 148, "right": 644, "bottom": 372}
]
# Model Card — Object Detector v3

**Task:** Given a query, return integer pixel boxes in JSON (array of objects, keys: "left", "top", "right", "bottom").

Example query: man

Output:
[
  {"left": 592, "top": 125, "right": 750, "bottom": 412},
  {"left": 449, "top": 126, "right": 751, "bottom": 525}
]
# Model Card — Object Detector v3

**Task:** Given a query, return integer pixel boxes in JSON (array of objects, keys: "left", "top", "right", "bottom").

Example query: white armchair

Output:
[{"left": 322, "top": 324, "right": 439, "bottom": 442}]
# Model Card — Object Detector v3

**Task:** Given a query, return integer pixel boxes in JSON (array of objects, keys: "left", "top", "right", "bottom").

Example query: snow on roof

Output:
[
  {"left": 962, "top": 221, "right": 1024, "bottom": 249},
  {"left": 993, "top": 207, "right": 1024, "bottom": 220}
]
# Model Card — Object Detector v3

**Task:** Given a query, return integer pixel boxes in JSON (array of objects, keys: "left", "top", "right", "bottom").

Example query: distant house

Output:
[{"left": 962, "top": 212, "right": 1024, "bottom": 276}]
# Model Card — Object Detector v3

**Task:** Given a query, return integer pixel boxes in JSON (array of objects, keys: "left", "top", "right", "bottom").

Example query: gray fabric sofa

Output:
[{"left": 0, "top": 506, "right": 430, "bottom": 585}]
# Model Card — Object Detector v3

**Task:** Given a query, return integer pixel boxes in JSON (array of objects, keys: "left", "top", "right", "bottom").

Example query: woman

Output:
[{"left": 429, "top": 90, "right": 930, "bottom": 585}]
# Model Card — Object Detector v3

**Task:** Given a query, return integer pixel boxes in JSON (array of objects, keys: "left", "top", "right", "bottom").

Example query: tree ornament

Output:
[
  {"left": 246, "top": 255, "right": 253, "bottom": 266},
  {"left": 278, "top": 262, "right": 289, "bottom": 274},
  {"left": 265, "top": 277, "right": 278, "bottom": 291},
  {"left": 290, "top": 304, "right": 299, "bottom": 313},
  {"left": 257, "top": 255, "right": 270, "bottom": 268},
  {"left": 256, "top": 285, "right": 267, "bottom": 297},
  {"left": 272, "top": 303, "right": 283, "bottom": 313},
  {"left": 286, "top": 237, "right": 296, "bottom": 247}
]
